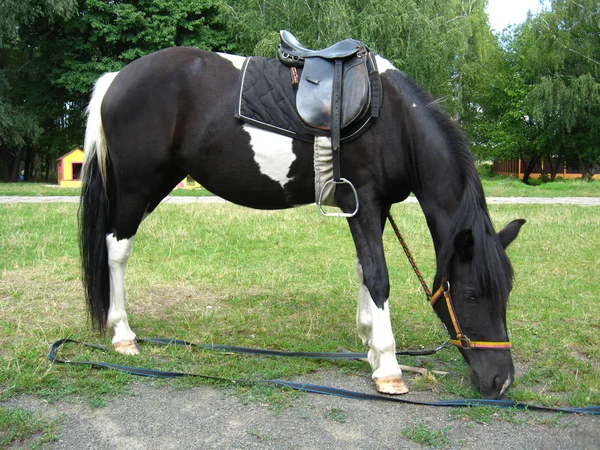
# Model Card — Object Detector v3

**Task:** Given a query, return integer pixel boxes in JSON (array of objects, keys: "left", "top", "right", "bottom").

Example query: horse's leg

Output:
[
  {"left": 348, "top": 203, "right": 408, "bottom": 395},
  {"left": 106, "top": 170, "right": 185, "bottom": 355},
  {"left": 106, "top": 232, "right": 139, "bottom": 355}
]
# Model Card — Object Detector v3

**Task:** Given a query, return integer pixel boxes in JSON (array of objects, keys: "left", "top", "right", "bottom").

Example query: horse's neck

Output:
[{"left": 410, "top": 137, "right": 465, "bottom": 255}]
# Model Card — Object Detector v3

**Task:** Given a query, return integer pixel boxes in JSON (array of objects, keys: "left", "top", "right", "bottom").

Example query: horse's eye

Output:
[{"left": 464, "top": 292, "right": 477, "bottom": 303}]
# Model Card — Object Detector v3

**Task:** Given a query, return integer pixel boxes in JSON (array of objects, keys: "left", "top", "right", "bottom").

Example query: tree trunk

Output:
[
  {"left": 1, "top": 143, "right": 10, "bottom": 181},
  {"left": 521, "top": 156, "right": 538, "bottom": 185},
  {"left": 579, "top": 157, "right": 593, "bottom": 182},
  {"left": 10, "top": 147, "right": 25, "bottom": 181},
  {"left": 23, "top": 145, "right": 33, "bottom": 181},
  {"left": 549, "top": 156, "right": 562, "bottom": 181}
]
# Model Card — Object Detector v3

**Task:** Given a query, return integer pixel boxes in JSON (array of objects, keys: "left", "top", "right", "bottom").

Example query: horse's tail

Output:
[{"left": 79, "top": 72, "right": 119, "bottom": 333}]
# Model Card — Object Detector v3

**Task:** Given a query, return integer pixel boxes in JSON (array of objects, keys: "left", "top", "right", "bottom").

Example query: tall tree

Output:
[
  {"left": 0, "top": 0, "right": 77, "bottom": 181},
  {"left": 224, "top": 0, "right": 496, "bottom": 121},
  {"left": 486, "top": 0, "right": 600, "bottom": 181},
  {"left": 1, "top": 0, "right": 230, "bottom": 181},
  {"left": 524, "top": 0, "right": 600, "bottom": 180}
]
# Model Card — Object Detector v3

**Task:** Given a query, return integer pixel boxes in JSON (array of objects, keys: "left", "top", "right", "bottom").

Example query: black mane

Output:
[{"left": 390, "top": 69, "right": 514, "bottom": 310}]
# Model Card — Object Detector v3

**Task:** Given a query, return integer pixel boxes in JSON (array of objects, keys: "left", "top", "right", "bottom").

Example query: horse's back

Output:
[{"left": 99, "top": 47, "right": 316, "bottom": 209}]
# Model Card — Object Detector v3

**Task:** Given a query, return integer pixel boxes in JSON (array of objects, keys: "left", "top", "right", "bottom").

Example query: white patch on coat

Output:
[
  {"left": 375, "top": 55, "right": 398, "bottom": 74},
  {"left": 106, "top": 234, "right": 136, "bottom": 344},
  {"left": 243, "top": 124, "right": 296, "bottom": 188},
  {"left": 356, "top": 261, "right": 403, "bottom": 380},
  {"left": 217, "top": 52, "right": 245, "bottom": 70}
]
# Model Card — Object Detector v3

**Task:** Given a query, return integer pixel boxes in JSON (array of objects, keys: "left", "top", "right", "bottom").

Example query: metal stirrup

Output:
[{"left": 317, "top": 178, "right": 359, "bottom": 217}]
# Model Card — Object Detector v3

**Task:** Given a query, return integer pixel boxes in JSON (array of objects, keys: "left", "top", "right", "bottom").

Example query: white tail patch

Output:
[{"left": 83, "top": 72, "right": 119, "bottom": 186}]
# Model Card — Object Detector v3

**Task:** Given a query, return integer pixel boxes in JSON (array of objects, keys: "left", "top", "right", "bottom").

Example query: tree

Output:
[
  {"left": 0, "top": 0, "right": 77, "bottom": 181},
  {"left": 224, "top": 0, "right": 497, "bottom": 122},
  {"left": 486, "top": 0, "right": 600, "bottom": 182},
  {"left": 1, "top": 0, "right": 230, "bottom": 181},
  {"left": 524, "top": 0, "right": 600, "bottom": 180}
]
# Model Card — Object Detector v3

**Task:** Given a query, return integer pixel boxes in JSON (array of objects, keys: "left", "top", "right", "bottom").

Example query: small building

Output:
[
  {"left": 493, "top": 157, "right": 600, "bottom": 180},
  {"left": 56, "top": 148, "right": 84, "bottom": 187}
]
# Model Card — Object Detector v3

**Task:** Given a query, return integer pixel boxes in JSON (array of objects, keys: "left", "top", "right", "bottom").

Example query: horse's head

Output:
[{"left": 432, "top": 219, "right": 526, "bottom": 399}]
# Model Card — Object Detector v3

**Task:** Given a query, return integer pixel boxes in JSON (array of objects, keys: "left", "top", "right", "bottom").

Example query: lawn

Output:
[
  {"left": 1, "top": 198, "right": 598, "bottom": 413},
  {"left": 2, "top": 175, "right": 599, "bottom": 198}
]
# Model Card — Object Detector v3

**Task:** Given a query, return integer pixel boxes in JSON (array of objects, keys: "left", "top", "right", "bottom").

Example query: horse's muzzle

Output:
[{"left": 462, "top": 349, "right": 515, "bottom": 399}]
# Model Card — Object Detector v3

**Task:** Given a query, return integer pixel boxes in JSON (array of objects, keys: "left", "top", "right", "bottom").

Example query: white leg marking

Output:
[
  {"left": 216, "top": 52, "right": 245, "bottom": 70},
  {"left": 243, "top": 124, "right": 296, "bottom": 188},
  {"left": 356, "top": 262, "right": 403, "bottom": 382},
  {"left": 106, "top": 234, "right": 136, "bottom": 346}
]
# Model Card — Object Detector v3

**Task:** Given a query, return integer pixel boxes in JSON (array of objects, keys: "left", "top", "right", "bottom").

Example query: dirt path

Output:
[{"left": 6, "top": 371, "right": 599, "bottom": 449}]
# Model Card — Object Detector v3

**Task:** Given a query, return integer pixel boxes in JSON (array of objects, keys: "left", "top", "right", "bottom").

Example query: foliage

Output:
[
  {"left": 1, "top": 0, "right": 598, "bottom": 183},
  {"left": 478, "top": 0, "right": 600, "bottom": 182},
  {"left": 0, "top": 0, "right": 230, "bottom": 182},
  {"left": 225, "top": 0, "right": 495, "bottom": 119}
]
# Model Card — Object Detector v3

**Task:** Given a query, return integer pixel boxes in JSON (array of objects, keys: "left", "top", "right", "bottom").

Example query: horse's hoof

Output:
[
  {"left": 374, "top": 376, "right": 409, "bottom": 395},
  {"left": 114, "top": 340, "right": 141, "bottom": 355}
]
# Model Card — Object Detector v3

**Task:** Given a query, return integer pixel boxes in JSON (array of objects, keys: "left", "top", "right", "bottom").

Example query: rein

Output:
[
  {"left": 46, "top": 211, "right": 598, "bottom": 414},
  {"left": 386, "top": 213, "right": 512, "bottom": 351},
  {"left": 48, "top": 338, "right": 600, "bottom": 415}
]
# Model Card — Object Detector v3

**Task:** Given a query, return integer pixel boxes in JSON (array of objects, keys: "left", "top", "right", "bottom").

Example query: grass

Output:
[
  {"left": 2, "top": 176, "right": 599, "bottom": 198},
  {"left": 480, "top": 176, "right": 600, "bottom": 197},
  {"left": 0, "top": 406, "right": 59, "bottom": 448},
  {"left": 401, "top": 421, "right": 452, "bottom": 448},
  {"left": 0, "top": 191, "right": 599, "bottom": 444},
  {"left": 0, "top": 182, "right": 212, "bottom": 197}
]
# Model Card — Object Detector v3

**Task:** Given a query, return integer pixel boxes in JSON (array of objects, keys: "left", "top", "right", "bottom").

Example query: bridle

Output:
[
  {"left": 429, "top": 280, "right": 511, "bottom": 350},
  {"left": 387, "top": 213, "right": 512, "bottom": 351}
]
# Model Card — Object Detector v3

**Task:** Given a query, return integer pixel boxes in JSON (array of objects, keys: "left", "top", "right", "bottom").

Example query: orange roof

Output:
[{"left": 56, "top": 148, "right": 83, "bottom": 161}]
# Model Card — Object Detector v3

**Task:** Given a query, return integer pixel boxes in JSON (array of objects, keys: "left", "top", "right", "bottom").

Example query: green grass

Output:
[
  {"left": 480, "top": 175, "right": 600, "bottom": 197},
  {"left": 0, "top": 182, "right": 212, "bottom": 197},
  {"left": 0, "top": 406, "right": 59, "bottom": 448},
  {"left": 2, "top": 177, "right": 599, "bottom": 198},
  {"left": 0, "top": 197, "right": 599, "bottom": 444},
  {"left": 401, "top": 421, "right": 452, "bottom": 448}
]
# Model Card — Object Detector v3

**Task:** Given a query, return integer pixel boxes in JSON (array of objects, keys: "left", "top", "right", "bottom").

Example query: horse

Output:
[{"left": 80, "top": 43, "right": 525, "bottom": 400}]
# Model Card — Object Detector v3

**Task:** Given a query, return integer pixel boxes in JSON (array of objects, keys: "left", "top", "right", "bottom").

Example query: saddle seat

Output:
[
  {"left": 278, "top": 30, "right": 364, "bottom": 63},
  {"left": 277, "top": 30, "right": 373, "bottom": 132}
]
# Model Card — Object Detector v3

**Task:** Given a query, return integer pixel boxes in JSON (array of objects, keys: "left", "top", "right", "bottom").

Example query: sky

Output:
[{"left": 486, "top": 0, "right": 549, "bottom": 31}]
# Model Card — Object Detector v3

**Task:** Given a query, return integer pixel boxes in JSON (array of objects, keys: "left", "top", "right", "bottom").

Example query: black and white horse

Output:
[{"left": 80, "top": 46, "right": 525, "bottom": 399}]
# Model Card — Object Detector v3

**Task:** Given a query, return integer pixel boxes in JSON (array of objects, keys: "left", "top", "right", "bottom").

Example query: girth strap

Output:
[{"left": 332, "top": 59, "right": 343, "bottom": 181}]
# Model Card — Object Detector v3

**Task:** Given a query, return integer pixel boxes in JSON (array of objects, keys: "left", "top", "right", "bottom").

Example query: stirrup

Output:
[{"left": 317, "top": 178, "right": 359, "bottom": 218}]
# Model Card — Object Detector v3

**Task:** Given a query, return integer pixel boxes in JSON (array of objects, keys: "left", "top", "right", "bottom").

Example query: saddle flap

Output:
[
  {"left": 296, "top": 57, "right": 371, "bottom": 130},
  {"left": 296, "top": 58, "right": 334, "bottom": 129}
]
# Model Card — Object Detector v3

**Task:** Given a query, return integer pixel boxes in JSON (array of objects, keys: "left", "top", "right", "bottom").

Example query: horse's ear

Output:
[
  {"left": 497, "top": 219, "right": 526, "bottom": 249},
  {"left": 454, "top": 229, "right": 474, "bottom": 261}
]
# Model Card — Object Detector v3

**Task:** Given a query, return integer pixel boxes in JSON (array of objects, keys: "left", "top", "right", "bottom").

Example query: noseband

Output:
[
  {"left": 387, "top": 213, "right": 511, "bottom": 351},
  {"left": 429, "top": 280, "right": 512, "bottom": 350}
]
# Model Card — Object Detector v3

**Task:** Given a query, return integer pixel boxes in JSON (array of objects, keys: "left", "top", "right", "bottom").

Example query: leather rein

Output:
[{"left": 387, "top": 213, "right": 511, "bottom": 351}]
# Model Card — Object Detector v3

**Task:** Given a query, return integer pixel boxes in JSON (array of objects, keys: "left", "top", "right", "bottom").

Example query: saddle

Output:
[
  {"left": 277, "top": 30, "right": 378, "bottom": 138},
  {"left": 276, "top": 31, "right": 381, "bottom": 217}
]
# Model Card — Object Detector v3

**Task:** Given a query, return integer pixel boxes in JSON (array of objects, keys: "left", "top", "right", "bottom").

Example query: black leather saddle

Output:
[{"left": 277, "top": 30, "right": 376, "bottom": 134}]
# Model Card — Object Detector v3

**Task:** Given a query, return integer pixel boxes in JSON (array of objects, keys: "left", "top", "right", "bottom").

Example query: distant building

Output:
[
  {"left": 56, "top": 148, "right": 84, "bottom": 187},
  {"left": 493, "top": 157, "right": 600, "bottom": 180}
]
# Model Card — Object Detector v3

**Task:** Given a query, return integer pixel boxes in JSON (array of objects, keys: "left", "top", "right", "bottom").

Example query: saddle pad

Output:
[
  {"left": 235, "top": 56, "right": 377, "bottom": 143},
  {"left": 235, "top": 56, "right": 315, "bottom": 142}
]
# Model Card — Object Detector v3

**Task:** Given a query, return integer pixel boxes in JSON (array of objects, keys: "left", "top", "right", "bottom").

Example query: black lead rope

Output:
[{"left": 48, "top": 338, "right": 599, "bottom": 415}]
